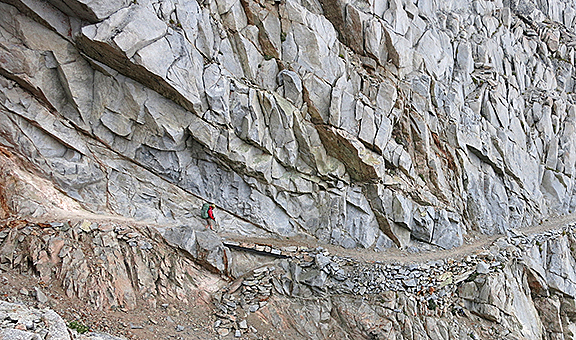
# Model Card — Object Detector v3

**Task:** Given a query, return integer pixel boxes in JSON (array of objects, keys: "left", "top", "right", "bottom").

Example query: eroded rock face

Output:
[
  {"left": 0, "top": 219, "right": 224, "bottom": 311},
  {"left": 1, "top": 0, "right": 576, "bottom": 253}
]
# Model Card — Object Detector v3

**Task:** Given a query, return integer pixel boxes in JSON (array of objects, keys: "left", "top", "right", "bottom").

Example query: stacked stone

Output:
[
  {"left": 213, "top": 266, "right": 275, "bottom": 337},
  {"left": 216, "top": 222, "right": 576, "bottom": 337},
  {"left": 114, "top": 226, "right": 153, "bottom": 250}
]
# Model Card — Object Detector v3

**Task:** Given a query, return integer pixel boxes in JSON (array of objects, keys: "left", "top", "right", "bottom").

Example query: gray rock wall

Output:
[{"left": 1, "top": 0, "right": 576, "bottom": 250}]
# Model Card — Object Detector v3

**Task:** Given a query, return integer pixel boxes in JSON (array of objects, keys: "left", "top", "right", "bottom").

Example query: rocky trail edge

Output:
[{"left": 18, "top": 209, "right": 576, "bottom": 267}]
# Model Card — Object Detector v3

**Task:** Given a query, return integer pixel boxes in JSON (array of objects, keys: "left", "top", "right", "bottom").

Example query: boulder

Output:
[{"left": 161, "top": 226, "right": 231, "bottom": 274}]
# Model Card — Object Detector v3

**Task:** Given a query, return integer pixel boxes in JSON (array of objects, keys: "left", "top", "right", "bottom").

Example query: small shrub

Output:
[
  {"left": 280, "top": 32, "right": 286, "bottom": 42},
  {"left": 68, "top": 321, "right": 89, "bottom": 334},
  {"left": 465, "top": 272, "right": 479, "bottom": 282}
]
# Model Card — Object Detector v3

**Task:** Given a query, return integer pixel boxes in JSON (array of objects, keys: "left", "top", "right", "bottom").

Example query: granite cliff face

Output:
[
  {"left": 2, "top": 0, "right": 576, "bottom": 251},
  {"left": 2, "top": 0, "right": 576, "bottom": 338}
]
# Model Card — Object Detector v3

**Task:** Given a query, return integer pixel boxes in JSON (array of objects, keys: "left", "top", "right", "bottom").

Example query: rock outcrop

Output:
[
  {"left": 2, "top": 0, "right": 576, "bottom": 338},
  {"left": 2, "top": 0, "right": 576, "bottom": 252},
  {"left": 0, "top": 218, "right": 224, "bottom": 311}
]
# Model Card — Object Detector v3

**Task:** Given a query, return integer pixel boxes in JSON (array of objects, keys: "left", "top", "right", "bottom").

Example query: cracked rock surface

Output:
[
  {"left": 3, "top": 0, "right": 576, "bottom": 338},
  {"left": 2, "top": 0, "right": 576, "bottom": 251}
]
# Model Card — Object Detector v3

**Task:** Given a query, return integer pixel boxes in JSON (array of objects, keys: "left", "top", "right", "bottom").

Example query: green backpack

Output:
[{"left": 201, "top": 203, "right": 210, "bottom": 219}]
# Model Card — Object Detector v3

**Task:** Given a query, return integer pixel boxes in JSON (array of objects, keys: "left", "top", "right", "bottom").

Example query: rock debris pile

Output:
[
  {"left": 2, "top": 218, "right": 576, "bottom": 339},
  {"left": 213, "top": 266, "right": 274, "bottom": 337}
]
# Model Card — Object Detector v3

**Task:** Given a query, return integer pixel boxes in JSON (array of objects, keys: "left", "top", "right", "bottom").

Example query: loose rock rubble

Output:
[
  {"left": 0, "top": 300, "right": 125, "bottom": 340},
  {"left": 3, "top": 217, "right": 576, "bottom": 339},
  {"left": 0, "top": 218, "right": 224, "bottom": 339},
  {"left": 213, "top": 266, "right": 275, "bottom": 337}
]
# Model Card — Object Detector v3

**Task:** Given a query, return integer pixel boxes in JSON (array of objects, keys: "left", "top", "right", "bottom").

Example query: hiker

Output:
[{"left": 202, "top": 203, "right": 216, "bottom": 230}]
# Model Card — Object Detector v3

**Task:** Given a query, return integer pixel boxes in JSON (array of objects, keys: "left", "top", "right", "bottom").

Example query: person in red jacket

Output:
[{"left": 206, "top": 204, "right": 215, "bottom": 230}]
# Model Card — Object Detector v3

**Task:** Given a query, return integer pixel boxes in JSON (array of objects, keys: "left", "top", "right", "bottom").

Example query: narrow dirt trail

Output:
[
  {"left": 216, "top": 212, "right": 576, "bottom": 264},
  {"left": 25, "top": 210, "right": 576, "bottom": 265}
]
